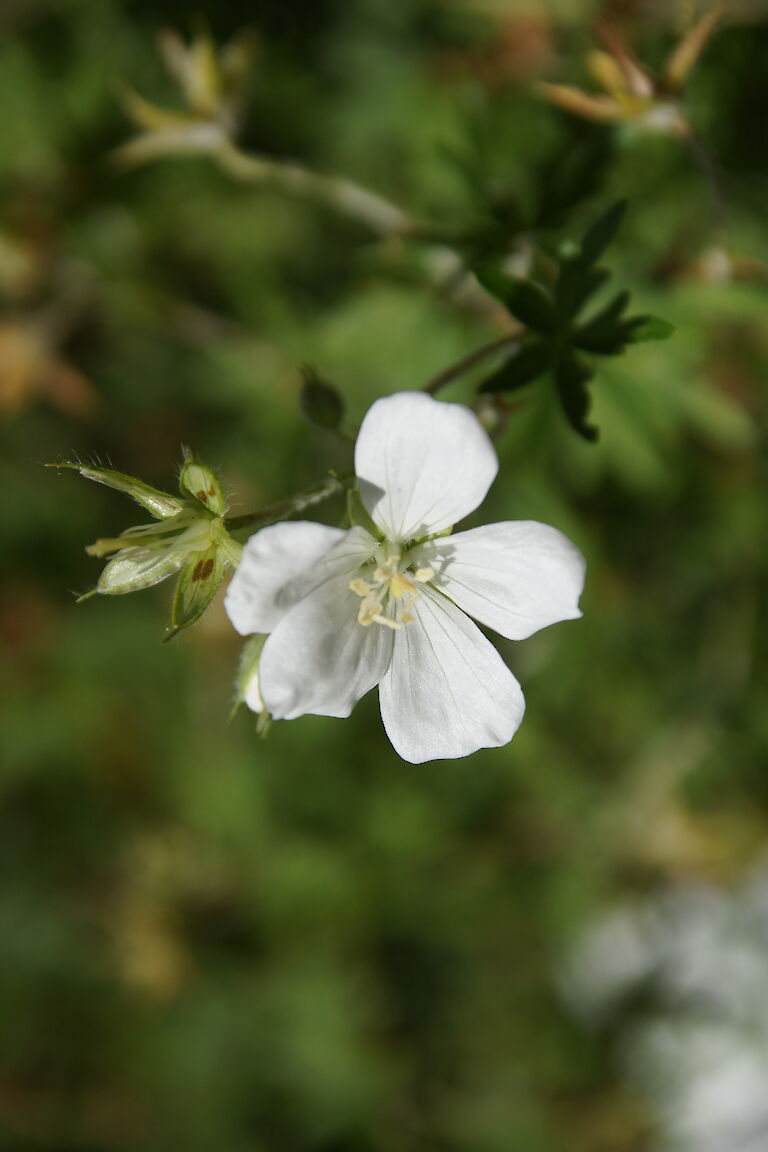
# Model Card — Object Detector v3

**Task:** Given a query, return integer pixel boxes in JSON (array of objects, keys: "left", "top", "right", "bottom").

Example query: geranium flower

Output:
[
  {"left": 225, "top": 392, "right": 585, "bottom": 763},
  {"left": 537, "top": 7, "right": 724, "bottom": 137},
  {"left": 115, "top": 28, "right": 254, "bottom": 167}
]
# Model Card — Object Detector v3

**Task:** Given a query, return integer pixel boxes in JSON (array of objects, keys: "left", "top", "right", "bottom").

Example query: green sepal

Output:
[
  {"left": 622, "top": 315, "right": 676, "bottom": 343},
  {"left": 300, "top": 367, "right": 345, "bottom": 431},
  {"left": 474, "top": 268, "right": 557, "bottom": 332},
  {"left": 164, "top": 544, "right": 225, "bottom": 641},
  {"left": 554, "top": 354, "right": 598, "bottom": 442},
  {"left": 96, "top": 544, "right": 188, "bottom": 595},
  {"left": 230, "top": 634, "right": 266, "bottom": 720},
  {"left": 347, "top": 488, "right": 383, "bottom": 539},
  {"left": 178, "top": 448, "right": 226, "bottom": 515},
  {"left": 47, "top": 462, "right": 183, "bottom": 519},
  {"left": 478, "top": 340, "right": 552, "bottom": 394}
]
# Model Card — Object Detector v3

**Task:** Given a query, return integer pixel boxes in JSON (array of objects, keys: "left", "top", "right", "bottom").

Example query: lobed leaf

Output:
[{"left": 479, "top": 341, "right": 552, "bottom": 394}]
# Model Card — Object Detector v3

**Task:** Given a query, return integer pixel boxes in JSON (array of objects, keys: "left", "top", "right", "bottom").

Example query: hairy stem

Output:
[
  {"left": 226, "top": 474, "right": 345, "bottom": 533},
  {"left": 424, "top": 333, "right": 520, "bottom": 395}
]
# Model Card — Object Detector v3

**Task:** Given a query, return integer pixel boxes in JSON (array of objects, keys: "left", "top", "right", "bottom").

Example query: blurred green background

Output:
[{"left": 2, "top": 1, "right": 768, "bottom": 1149}]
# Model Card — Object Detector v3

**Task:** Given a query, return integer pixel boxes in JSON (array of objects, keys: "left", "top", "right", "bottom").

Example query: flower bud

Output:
[{"left": 49, "top": 454, "right": 242, "bottom": 639}]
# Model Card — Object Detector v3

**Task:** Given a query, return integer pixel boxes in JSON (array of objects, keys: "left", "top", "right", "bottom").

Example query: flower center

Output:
[{"left": 349, "top": 548, "right": 434, "bottom": 630}]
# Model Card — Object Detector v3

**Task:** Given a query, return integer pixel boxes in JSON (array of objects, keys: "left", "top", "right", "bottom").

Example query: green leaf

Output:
[
  {"left": 580, "top": 200, "right": 627, "bottom": 266},
  {"left": 300, "top": 367, "right": 345, "bottom": 431},
  {"left": 554, "top": 354, "right": 598, "bottom": 442},
  {"left": 554, "top": 261, "right": 610, "bottom": 321},
  {"left": 573, "top": 290, "right": 632, "bottom": 354},
  {"left": 622, "top": 315, "right": 676, "bottom": 343},
  {"left": 178, "top": 449, "right": 226, "bottom": 515},
  {"left": 47, "top": 462, "right": 184, "bottom": 519},
  {"left": 165, "top": 544, "right": 224, "bottom": 641},
  {"left": 474, "top": 267, "right": 557, "bottom": 331},
  {"left": 478, "top": 341, "right": 552, "bottom": 393}
]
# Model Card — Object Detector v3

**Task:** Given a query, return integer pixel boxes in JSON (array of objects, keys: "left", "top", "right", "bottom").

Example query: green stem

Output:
[
  {"left": 212, "top": 141, "right": 498, "bottom": 315},
  {"left": 424, "top": 334, "right": 520, "bottom": 395},
  {"left": 226, "top": 475, "right": 345, "bottom": 533},
  {"left": 214, "top": 141, "right": 419, "bottom": 238}
]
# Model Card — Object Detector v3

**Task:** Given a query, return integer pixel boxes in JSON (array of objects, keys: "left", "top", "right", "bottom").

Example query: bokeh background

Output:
[{"left": 2, "top": 1, "right": 768, "bottom": 1149}]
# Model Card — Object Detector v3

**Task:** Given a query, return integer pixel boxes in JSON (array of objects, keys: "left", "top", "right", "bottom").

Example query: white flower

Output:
[{"left": 225, "top": 392, "right": 585, "bottom": 763}]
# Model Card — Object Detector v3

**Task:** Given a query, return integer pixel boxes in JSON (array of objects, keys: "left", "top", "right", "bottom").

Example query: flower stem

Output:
[
  {"left": 225, "top": 474, "right": 345, "bottom": 533},
  {"left": 214, "top": 141, "right": 419, "bottom": 237},
  {"left": 424, "top": 334, "right": 520, "bottom": 395}
]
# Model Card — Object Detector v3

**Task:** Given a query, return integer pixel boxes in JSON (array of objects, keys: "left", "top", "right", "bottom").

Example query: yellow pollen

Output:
[
  {"left": 349, "top": 577, "right": 372, "bottom": 597},
  {"left": 413, "top": 566, "right": 434, "bottom": 583},
  {"left": 357, "top": 595, "right": 383, "bottom": 626}
]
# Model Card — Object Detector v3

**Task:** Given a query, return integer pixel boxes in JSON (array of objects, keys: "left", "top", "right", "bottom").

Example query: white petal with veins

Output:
[
  {"left": 355, "top": 392, "right": 497, "bottom": 541},
  {"left": 224, "top": 520, "right": 345, "bottom": 636},
  {"left": 259, "top": 568, "right": 394, "bottom": 720},
  {"left": 421, "top": 521, "right": 585, "bottom": 641},
  {"left": 379, "top": 584, "right": 525, "bottom": 763}
]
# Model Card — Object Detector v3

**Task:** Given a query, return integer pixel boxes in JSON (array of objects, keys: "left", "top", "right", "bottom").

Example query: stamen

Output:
[
  {"left": 350, "top": 549, "right": 425, "bottom": 631},
  {"left": 357, "top": 595, "right": 383, "bottom": 626},
  {"left": 390, "top": 572, "right": 416, "bottom": 598},
  {"left": 372, "top": 613, "right": 402, "bottom": 630}
]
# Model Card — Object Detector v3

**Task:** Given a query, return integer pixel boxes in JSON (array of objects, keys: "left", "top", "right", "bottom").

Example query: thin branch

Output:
[
  {"left": 226, "top": 474, "right": 344, "bottom": 533},
  {"left": 212, "top": 141, "right": 500, "bottom": 317},
  {"left": 424, "top": 333, "right": 520, "bottom": 395},
  {"left": 214, "top": 141, "right": 419, "bottom": 238}
]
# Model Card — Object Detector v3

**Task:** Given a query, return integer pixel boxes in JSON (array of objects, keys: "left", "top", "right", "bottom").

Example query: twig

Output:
[
  {"left": 424, "top": 333, "right": 520, "bottom": 395},
  {"left": 226, "top": 474, "right": 344, "bottom": 533}
]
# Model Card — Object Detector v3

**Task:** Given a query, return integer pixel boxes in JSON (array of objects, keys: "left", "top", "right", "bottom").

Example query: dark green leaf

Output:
[
  {"left": 622, "top": 315, "right": 676, "bottom": 343},
  {"left": 474, "top": 267, "right": 557, "bottom": 331},
  {"left": 573, "top": 290, "right": 632, "bottom": 354},
  {"left": 554, "top": 262, "right": 610, "bottom": 321},
  {"left": 478, "top": 341, "right": 552, "bottom": 394},
  {"left": 534, "top": 128, "right": 614, "bottom": 230},
  {"left": 300, "top": 366, "right": 345, "bottom": 431},
  {"left": 580, "top": 200, "right": 627, "bottom": 266},
  {"left": 554, "top": 354, "right": 598, "bottom": 442}
]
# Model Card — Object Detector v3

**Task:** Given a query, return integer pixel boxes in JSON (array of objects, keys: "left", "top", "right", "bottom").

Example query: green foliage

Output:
[{"left": 477, "top": 202, "right": 676, "bottom": 439}]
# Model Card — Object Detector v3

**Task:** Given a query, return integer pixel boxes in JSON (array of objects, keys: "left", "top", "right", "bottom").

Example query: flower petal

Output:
[
  {"left": 259, "top": 571, "right": 393, "bottom": 721},
  {"left": 224, "top": 521, "right": 345, "bottom": 636},
  {"left": 379, "top": 586, "right": 525, "bottom": 763},
  {"left": 355, "top": 392, "right": 498, "bottom": 541},
  {"left": 419, "top": 521, "right": 585, "bottom": 641}
]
